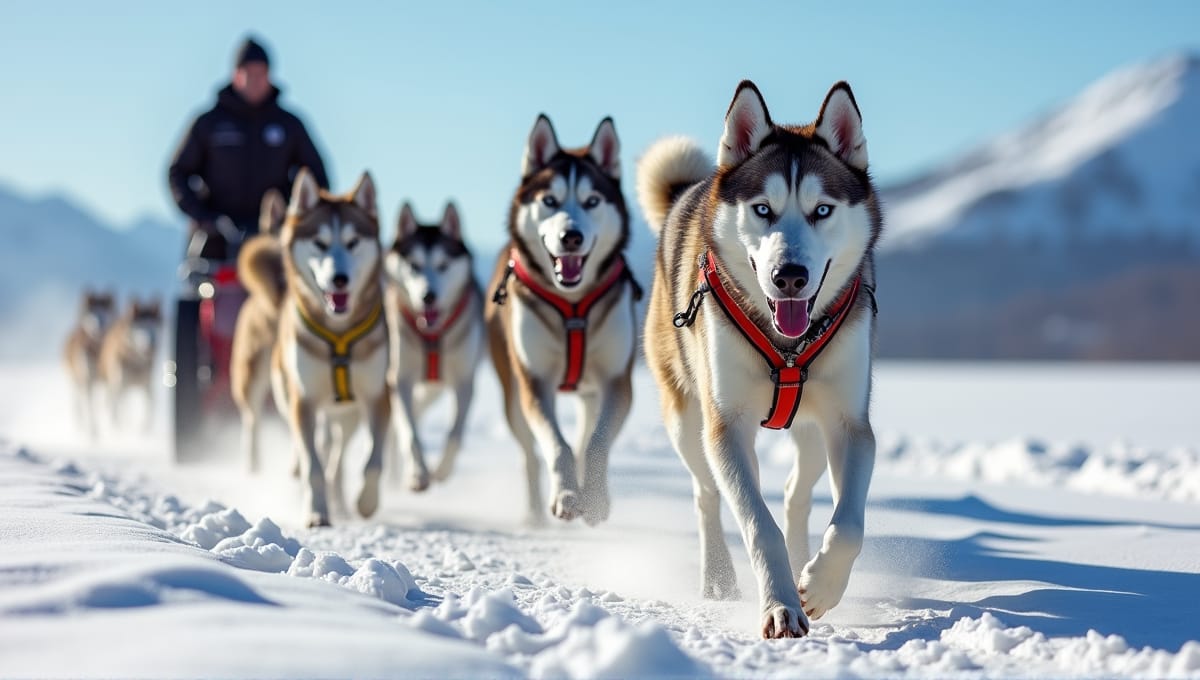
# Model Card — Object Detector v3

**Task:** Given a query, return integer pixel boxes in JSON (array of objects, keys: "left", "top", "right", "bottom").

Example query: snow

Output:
[{"left": 0, "top": 360, "right": 1197, "bottom": 678}]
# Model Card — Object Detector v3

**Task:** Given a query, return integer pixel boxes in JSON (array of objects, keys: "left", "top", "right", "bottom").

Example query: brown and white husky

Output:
[
  {"left": 99, "top": 296, "right": 163, "bottom": 433},
  {"left": 486, "top": 114, "right": 639, "bottom": 525},
  {"left": 240, "top": 168, "right": 390, "bottom": 527},
  {"left": 637, "top": 81, "right": 882, "bottom": 638},
  {"left": 63, "top": 290, "right": 117, "bottom": 439}
]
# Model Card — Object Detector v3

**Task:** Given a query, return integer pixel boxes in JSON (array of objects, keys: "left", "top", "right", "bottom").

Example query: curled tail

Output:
[
  {"left": 636, "top": 136, "right": 712, "bottom": 235},
  {"left": 237, "top": 234, "right": 285, "bottom": 309}
]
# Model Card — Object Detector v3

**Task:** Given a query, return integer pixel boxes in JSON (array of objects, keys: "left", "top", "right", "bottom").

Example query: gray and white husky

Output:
[
  {"left": 638, "top": 80, "right": 881, "bottom": 638},
  {"left": 383, "top": 201, "right": 483, "bottom": 492}
]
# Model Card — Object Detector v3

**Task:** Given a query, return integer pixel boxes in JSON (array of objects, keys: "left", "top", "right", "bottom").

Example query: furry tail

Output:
[
  {"left": 237, "top": 234, "right": 285, "bottom": 309},
  {"left": 636, "top": 136, "right": 712, "bottom": 235}
]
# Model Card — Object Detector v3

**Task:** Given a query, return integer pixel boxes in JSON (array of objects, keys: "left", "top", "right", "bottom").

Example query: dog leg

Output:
[
  {"left": 432, "top": 380, "right": 474, "bottom": 483},
  {"left": 142, "top": 382, "right": 154, "bottom": 435},
  {"left": 703, "top": 405, "right": 809, "bottom": 638},
  {"left": 289, "top": 398, "right": 330, "bottom": 527},
  {"left": 799, "top": 418, "right": 875, "bottom": 620},
  {"left": 667, "top": 395, "right": 739, "bottom": 599},
  {"left": 357, "top": 391, "right": 391, "bottom": 518},
  {"left": 390, "top": 384, "right": 430, "bottom": 492},
  {"left": 517, "top": 375, "right": 580, "bottom": 521},
  {"left": 785, "top": 422, "right": 828, "bottom": 583},
  {"left": 579, "top": 376, "right": 632, "bottom": 526},
  {"left": 324, "top": 412, "right": 356, "bottom": 519},
  {"left": 502, "top": 377, "right": 544, "bottom": 525}
]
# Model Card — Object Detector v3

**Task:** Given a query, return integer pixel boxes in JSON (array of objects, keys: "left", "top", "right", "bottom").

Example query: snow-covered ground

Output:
[{"left": 1, "top": 360, "right": 1198, "bottom": 678}]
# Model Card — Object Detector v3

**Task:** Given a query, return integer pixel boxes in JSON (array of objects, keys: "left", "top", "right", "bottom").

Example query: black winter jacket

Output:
[{"left": 167, "top": 85, "right": 329, "bottom": 229}]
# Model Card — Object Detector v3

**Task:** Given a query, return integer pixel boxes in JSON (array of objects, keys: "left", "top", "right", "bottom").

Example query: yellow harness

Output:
[{"left": 295, "top": 301, "right": 384, "bottom": 402}]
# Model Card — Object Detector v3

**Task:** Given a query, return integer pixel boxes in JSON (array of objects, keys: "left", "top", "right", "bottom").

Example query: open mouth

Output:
[
  {"left": 420, "top": 306, "right": 440, "bottom": 330},
  {"left": 766, "top": 298, "right": 816, "bottom": 339},
  {"left": 552, "top": 254, "right": 588, "bottom": 287},
  {"left": 325, "top": 291, "right": 350, "bottom": 314}
]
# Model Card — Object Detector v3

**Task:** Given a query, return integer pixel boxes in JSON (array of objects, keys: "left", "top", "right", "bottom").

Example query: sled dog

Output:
[
  {"left": 64, "top": 290, "right": 117, "bottom": 438},
  {"left": 637, "top": 80, "right": 881, "bottom": 637},
  {"left": 99, "top": 296, "right": 162, "bottom": 432}
]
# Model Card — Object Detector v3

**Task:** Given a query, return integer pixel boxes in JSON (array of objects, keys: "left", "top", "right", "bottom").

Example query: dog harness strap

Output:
[
  {"left": 698, "top": 250, "right": 861, "bottom": 430},
  {"left": 399, "top": 291, "right": 473, "bottom": 383},
  {"left": 509, "top": 248, "right": 628, "bottom": 391},
  {"left": 296, "top": 301, "right": 384, "bottom": 402}
]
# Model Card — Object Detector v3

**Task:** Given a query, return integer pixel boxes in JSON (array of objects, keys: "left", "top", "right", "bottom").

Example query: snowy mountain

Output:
[
  {"left": 875, "top": 53, "right": 1200, "bottom": 359},
  {"left": 882, "top": 53, "right": 1200, "bottom": 250},
  {"left": 0, "top": 183, "right": 182, "bottom": 359}
]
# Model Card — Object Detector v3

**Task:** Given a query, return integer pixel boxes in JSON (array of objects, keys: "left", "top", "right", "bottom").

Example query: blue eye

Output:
[
  {"left": 542, "top": 195, "right": 560, "bottom": 208},
  {"left": 814, "top": 204, "right": 834, "bottom": 219},
  {"left": 583, "top": 196, "right": 601, "bottom": 209},
  {"left": 753, "top": 203, "right": 771, "bottom": 218}
]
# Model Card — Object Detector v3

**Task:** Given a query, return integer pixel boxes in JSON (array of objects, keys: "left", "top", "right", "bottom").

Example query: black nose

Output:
[
  {"left": 332, "top": 274, "right": 349, "bottom": 290},
  {"left": 560, "top": 229, "right": 584, "bottom": 252},
  {"left": 771, "top": 264, "right": 809, "bottom": 297},
  {"left": 422, "top": 291, "right": 437, "bottom": 306}
]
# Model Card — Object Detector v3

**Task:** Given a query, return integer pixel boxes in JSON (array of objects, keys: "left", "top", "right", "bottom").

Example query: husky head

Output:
[
  {"left": 79, "top": 289, "right": 116, "bottom": 339},
  {"left": 713, "top": 80, "right": 880, "bottom": 339},
  {"left": 125, "top": 296, "right": 162, "bottom": 356},
  {"left": 385, "top": 201, "right": 473, "bottom": 330},
  {"left": 510, "top": 114, "right": 628, "bottom": 292},
  {"left": 282, "top": 168, "right": 381, "bottom": 318}
]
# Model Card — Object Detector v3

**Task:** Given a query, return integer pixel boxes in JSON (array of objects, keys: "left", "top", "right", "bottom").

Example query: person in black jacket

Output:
[{"left": 168, "top": 37, "right": 329, "bottom": 259}]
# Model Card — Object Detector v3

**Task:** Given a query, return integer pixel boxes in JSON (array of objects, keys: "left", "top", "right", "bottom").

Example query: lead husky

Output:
[
  {"left": 99, "top": 296, "right": 162, "bottom": 432},
  {"left": 384, "top": 201, "right": 483, "bottom": 491},
  {"left": 637, "top": 81, "right": 881, "bottom": 638},
  {"left": 487, "top": 114, "right": 638, "bottom": 525},
  {"left": 247, "top": 168, "right": 390, "bottom": 527},
  {"left": 64, "top": 290, "right": 116, "bottom": 438},
  {"left": 231, "top": 189, "right": 288, "bottom": 473}
]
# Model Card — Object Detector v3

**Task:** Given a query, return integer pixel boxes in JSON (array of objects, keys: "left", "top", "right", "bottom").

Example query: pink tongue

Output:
[
  {"left": 555, "top": 255, "right": 583, "bottom": 283},
  {"left": 327, "top": 292, "right": 349, "bottom": 312},
  {"left": 773, "top": 299, "right": 810, "bottom": 338},
  {"left": 421, "top": 308, "right": 440, "bottom": 329}
]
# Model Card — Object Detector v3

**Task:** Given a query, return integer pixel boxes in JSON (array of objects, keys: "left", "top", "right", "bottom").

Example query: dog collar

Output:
[
  {"left": 398, "top": 290, "right": 473, "bottom": 383},
  {"left": 295, "top": 299, "right": 384, "bottom": 402},
  {"left": 677, "top": 250, "right": 862, "bottom": 429},
  {"left": 493, "top": 248, "right": 631, "bottom": 392}
]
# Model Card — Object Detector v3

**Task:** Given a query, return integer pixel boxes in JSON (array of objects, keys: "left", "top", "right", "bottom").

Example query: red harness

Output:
[
  {"left": 398, "top": 291, "right": 473, "bottom": 383},
  {"left": 686, "top": 250, "right": 862, "bottom": 430},
  {"left": 502, "top": 249, "right": 631, "bottom": 391}
]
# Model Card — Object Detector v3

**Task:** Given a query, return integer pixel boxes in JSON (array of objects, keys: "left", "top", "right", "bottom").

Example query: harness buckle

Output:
[
  {"left": 769, "top": 365, "right": 807, "bottom": 387},
  {"left": 330, "top": 353, "right": 351, "bottom": 368},
  {"left": 564, "top": 318, "right": 588, "bottom": 331}
]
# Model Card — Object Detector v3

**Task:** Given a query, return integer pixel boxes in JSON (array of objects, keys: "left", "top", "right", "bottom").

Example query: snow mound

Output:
[
  {"left": 212, "top": 517, "right": 300, "bottom": 573},
  {"left": 531, "top": 617, "right": 712, "bottom": 680}
]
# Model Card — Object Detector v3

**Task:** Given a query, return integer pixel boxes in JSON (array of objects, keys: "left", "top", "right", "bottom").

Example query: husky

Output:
[
  {"left": 230, "top": 189, "right": 288, "bottom": 473},
  {"left": 486, "top": 114, "right": 639, "bottom": 525},
  {"left": 98, "top": 296, "right": 163, "bottom": 433},
  {"left": 241, "top": 168, "right": 390, "bottom": 527},
  {"left": 383, "top": 201, "right": 483, "bottom": 491},
  {"left": 63, "top": 290, "right": 117, "bottom": 438},
  {"left": 637, "top": 81, "right": 881, "bottom": 638}
]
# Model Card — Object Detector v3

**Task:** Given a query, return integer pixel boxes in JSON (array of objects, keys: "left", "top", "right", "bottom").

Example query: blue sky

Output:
[{"left": 1, "top": 0, "right": 1197, "bottom": 250}]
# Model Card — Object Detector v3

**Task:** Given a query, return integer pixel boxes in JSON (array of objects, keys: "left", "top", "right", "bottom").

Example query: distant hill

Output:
[
  {"left": 876, "top": 53, "right": 1200, "bottom": 359},
  {"left": 0, "top": 183, "right": 181, "bottom": 359}
]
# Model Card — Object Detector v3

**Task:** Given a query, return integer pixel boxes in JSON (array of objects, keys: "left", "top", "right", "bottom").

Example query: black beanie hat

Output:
[{"left": 235, "top": 37, "right": 270, "bottom": 68}]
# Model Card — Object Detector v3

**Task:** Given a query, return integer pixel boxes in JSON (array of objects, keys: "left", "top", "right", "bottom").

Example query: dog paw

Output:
[
  {"left": 550, "top": 490, "right": 582, "bottom": 521},
  {"left": 799, "top": 556, "right": 853, "bottom": 620},
  {"left": 581, "top": 486, "right": 610, "bottom": 526},
  {"left": 431, "top": 461, "right": 454, "bottom": 483},
  {"left": 306, "top": 512, "right": 331, "bottom": 528},
  {"left": 761, "top": 602, "right": 810, "bottom": 639},
  {"left": 407, "top": 469, "right": 431, "bottom": 493},
  {"left": 357, "top": 481, "right": 380, "bottom": 518}
]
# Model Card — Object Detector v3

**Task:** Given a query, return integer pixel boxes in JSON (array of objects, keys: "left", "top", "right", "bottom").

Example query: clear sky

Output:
[{"left": 1, "top": 0, "right": 1197, "bottom": 250}]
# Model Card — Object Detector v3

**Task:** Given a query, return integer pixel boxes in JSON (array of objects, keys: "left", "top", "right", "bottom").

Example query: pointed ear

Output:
[
  {"left": 441, "top": 202, "right": 462, "bottom": 240},
  {"left": 289, "top": 167, "right": 321, "bottom": 215},
  {"left": 350, "top": 171, "right": 377, "bottom": 219},
  {"left": 522, "top": 114, "right": 560, "bottom": 177},
  {"left": 718, "top": 80, "right": 773, "bottom": 168},
  {"left": 396, "top": 201, "right": 418, "bottom": 243},
  {"left": 814, "top": 81, "right": 868, "bottom": 170},
  {"left": 587, "top": 117, "right": 621, "bottom": 178},
  {"left": 259, "top": 189, "right": 287, "bottom": 235}
]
